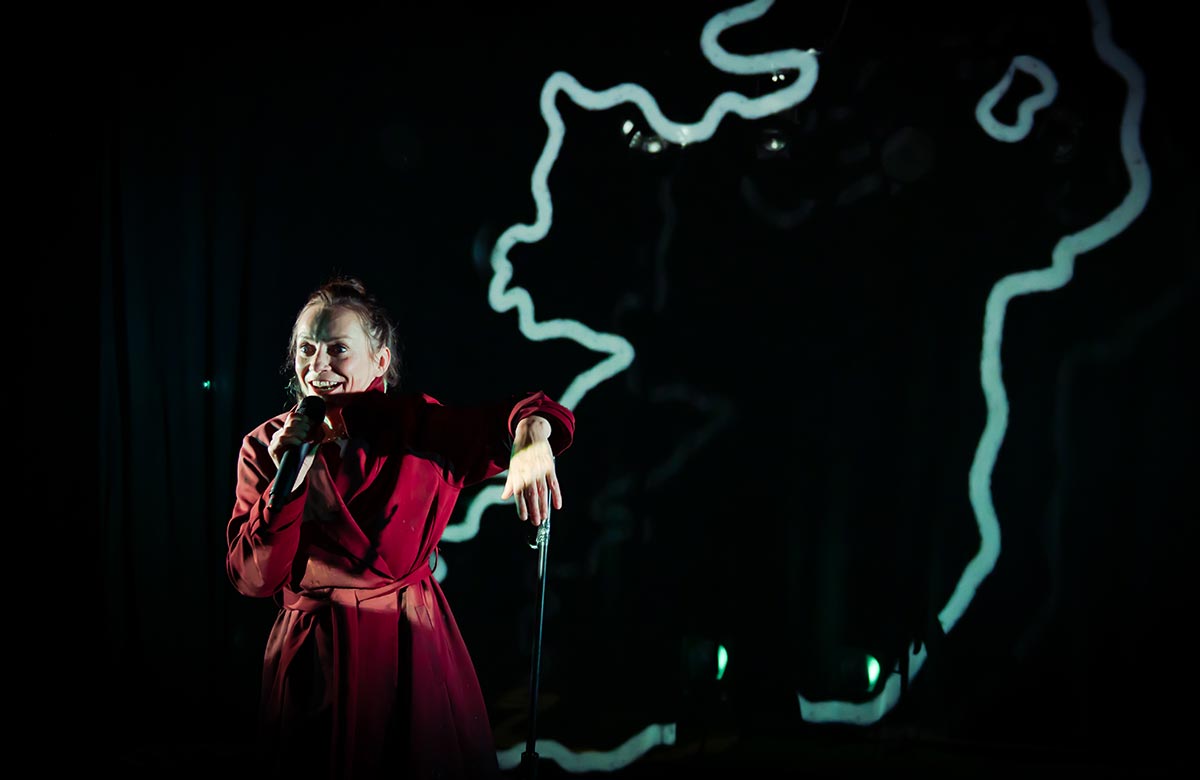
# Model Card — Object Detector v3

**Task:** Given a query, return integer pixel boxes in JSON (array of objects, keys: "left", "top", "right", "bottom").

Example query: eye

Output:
[
  {"left": 331, "top": 344, "right": 348, "bottom": 354},
  {"left": 297, "top": 343, "right": 314, "bottom": 356}
]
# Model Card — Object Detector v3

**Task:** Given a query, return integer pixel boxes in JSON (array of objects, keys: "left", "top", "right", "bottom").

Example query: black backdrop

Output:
[{"left": 34, "top": 0, "right": 1199, "bottom": 775}]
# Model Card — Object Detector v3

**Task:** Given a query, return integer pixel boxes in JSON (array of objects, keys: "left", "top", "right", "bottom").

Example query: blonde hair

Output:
[{"left": 283, "top": 275, "right": 402, "bottom": 403}]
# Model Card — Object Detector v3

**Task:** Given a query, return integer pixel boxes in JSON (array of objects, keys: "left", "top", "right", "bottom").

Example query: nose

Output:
[{"left": 312, "top": 346, "right": 332, "bottom": 371}]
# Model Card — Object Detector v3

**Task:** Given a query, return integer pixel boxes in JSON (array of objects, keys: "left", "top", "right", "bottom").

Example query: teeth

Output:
[{"left": 312, "top": 380, "right": 341, "bottom": 388}]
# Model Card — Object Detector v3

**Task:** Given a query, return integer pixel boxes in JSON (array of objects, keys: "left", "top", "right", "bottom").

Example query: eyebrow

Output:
[{"left": 296, "top": 334, "right": 356, "bottom": 342}]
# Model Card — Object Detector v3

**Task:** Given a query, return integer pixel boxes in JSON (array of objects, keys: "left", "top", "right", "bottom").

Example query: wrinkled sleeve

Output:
[
  {"left": 507, "top": 390, "right": 575, "bottom": 456},
  {"left": 410, "top": 390, "right": 575, "bottom": 487},
  {"left": 225, "top": 426, "right": 308, "bottom": 598}
]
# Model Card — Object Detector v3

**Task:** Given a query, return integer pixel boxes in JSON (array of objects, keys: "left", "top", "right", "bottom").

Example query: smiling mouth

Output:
[{"left": 309, "top": 379, "right": 344, "bottom": 393}]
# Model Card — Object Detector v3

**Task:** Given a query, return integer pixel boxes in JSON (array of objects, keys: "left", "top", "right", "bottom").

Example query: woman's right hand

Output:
[
  {"left": 267, "top": 411, "right": 324, "bottom": 494},
  {"left": 268, "top": 410, "right": 323, "bottom": 462}
]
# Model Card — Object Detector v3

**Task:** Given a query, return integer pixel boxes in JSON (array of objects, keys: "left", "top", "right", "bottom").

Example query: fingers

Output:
[
  {"left": 500, "top": 472, "right": 517, "bottom": 501},
  {"left": 514, "top": 486, "right": 529, "bottom": 523},
  {"left": 527, "top": 480, "right": 546, "bottom": 526},
  {"left": 504, "top": 453, "right": 563, "bottom": 525},
  {"left": 276, "top": 414, "right": 311, "bottom": 441},
  {"left": 286, "top": 416, "right": 313, "bottom": 441},
  {"left": 510, "top": 481, "right": 550, "bottom": 525},
  {"left": 268, "top": 413, "right": 318, "bottom": 466}
]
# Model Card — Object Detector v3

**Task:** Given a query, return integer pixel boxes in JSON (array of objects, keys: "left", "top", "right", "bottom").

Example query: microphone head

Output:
[{"left": 297, "top": 395, "right": 327, "bottom": 423}]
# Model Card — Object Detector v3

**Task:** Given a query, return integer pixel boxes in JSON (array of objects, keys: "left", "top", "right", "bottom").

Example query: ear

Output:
[{"left": 375, "top": 346, "right": 392, "bottom": 377}]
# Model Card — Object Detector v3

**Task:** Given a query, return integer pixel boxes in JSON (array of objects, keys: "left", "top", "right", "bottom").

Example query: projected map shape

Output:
[
  {"left": 437, "top": 0, "right": 819, "bottom": 770},
  {"left": 437, "top": 0, "right": 1151, "bottom": 766},
  {"left": 797, "top": 0, "right": 1150, "bottom": 724}
]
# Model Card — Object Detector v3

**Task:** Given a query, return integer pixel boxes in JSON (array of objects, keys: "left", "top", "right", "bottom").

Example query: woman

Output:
[{"left": 226, "top": 276, "right": 574, "bottom": 779}]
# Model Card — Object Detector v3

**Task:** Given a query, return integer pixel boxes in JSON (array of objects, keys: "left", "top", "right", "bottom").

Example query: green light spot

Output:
[
  {"left": 202, "top": 380, "right": 212, "bottom": 389},
  {"left": 716, "top": 645, "right": 728, "bottom": 680},
  {"left": 865, "top": 655, "right": 880, "bottom": 692}
]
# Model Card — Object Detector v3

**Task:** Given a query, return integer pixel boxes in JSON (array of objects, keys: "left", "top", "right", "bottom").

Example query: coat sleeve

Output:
[
  {"left": 225, "top": 424, "right": 309, "bottom": 598},
  {"left": 507, "top": 390, "right": 575, "bottom": 457},
  {"left": 397, "top": 390, "right": 576, "bottom": 487}
]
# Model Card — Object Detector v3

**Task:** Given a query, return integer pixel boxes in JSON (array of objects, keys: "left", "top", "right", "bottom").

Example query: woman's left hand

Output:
[{"left": 501, "top": 415, "right": 561, "bottom": 525}]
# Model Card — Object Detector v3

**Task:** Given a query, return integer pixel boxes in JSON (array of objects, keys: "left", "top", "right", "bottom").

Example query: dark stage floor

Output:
[{"left": 100, "top": 721, "right": 1177, "bottom": 780}]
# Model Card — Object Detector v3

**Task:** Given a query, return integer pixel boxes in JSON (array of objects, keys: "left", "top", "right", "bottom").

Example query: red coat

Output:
[{"left": 227, "top": 383, "right": 575, "bottom": 779}]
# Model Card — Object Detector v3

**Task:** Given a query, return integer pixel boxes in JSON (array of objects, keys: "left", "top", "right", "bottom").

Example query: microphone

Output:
[{"left": 268, "top": 395, "right": 326, "bottom": 511}]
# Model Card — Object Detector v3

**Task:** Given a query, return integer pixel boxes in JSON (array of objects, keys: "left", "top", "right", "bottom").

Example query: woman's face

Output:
[{"left": 293, "top": 305, "right": 390, "bottom": 396}]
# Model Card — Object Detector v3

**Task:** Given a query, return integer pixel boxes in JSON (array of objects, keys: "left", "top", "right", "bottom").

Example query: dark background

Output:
[{"left": 31, "top": 0, "right": 1197, "bottom": 776}]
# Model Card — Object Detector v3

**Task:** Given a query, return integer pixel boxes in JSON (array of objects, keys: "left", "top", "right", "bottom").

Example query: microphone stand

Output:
[{"left": 520, "top": 510, "right": 551, "bottom": 780}]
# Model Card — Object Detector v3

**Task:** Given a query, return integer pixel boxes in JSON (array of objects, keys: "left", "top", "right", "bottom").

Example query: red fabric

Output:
[{"left": 227, "top": 384, "right": 574, "bottom": 779}]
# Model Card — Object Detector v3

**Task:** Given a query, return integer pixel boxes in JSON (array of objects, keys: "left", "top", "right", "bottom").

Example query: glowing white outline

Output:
[
  {"left": 452, "top": 0, "right": 818, "bottom": 542},
  {"left": 433, "top": 0, "right": 819, "bottom": 770},
  {"left": 975, "top": 54, "right": 1059, "bottom": 142},
  {"left": 495, "top": 723, "right": 678, "bottom": 773},
  {"left": 798, "top": 0, "right": 1150, "bottom": 724},
  {"left": 444, "top": 0, "right": 817, "bottom": 542}
]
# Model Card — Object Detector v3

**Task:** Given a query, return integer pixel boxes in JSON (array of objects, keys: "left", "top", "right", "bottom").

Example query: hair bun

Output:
[{"left": 322, "top": 275, "right": 368, "bottom": 298}]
